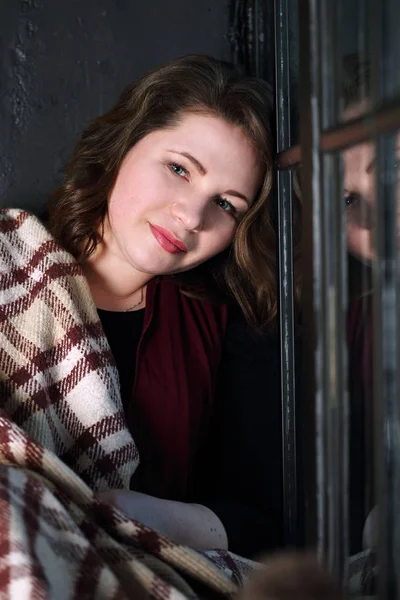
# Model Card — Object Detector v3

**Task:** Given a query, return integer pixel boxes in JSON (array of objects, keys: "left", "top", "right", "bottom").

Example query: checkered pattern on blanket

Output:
[{"left": 0, "top": 411, "right": 242, "bottom": 599}]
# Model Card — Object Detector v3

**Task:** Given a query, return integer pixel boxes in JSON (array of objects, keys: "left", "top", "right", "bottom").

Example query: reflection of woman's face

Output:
[
  {"left": 344, "top": 106, "right": 400, "bottom": 263},
  {"left": 344, "top": 140, "right": 376, "bottom": 262}
]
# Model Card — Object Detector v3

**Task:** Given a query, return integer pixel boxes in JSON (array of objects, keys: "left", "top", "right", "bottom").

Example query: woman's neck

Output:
[{"left": 81, "top": 244, "right": 152, "bottom": 312}]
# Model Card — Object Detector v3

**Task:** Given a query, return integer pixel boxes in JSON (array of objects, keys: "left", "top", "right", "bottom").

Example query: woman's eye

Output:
[
  {"left": 344, "top": 192, "right": 358, "bottom": 207},
  {"left": 170, "top": 163, "right": 188, "bottom": 177},
  {"left": 345, "top": 193, "right": 374, "bottom": 229},
  {"left": 214, "top": 196, "right": 237, "bottom": 216}
]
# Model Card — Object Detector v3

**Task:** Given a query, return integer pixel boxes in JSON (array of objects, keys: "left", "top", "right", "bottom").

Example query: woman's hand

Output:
[
  {"left": 98, "top": 490, "right": 169, "bottom": 536},
  {"left": 97, "top": 489, "right": 228, "bottom": 551}
]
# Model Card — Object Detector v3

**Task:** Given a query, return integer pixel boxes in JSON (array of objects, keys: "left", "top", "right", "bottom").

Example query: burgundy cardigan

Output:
[
  {"left": 347, "top": 293, "right": 375, "bottom": 553},
  {"left": 126, "top": 276, "right": 228, "bottom": 501}
]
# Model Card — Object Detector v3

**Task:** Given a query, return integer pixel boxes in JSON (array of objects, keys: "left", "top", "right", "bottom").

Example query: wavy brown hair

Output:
[{"left": 48, "top": 54, "right": 276, "bottom": 329}]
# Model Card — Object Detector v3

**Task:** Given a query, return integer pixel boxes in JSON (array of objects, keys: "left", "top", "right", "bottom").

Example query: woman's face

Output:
[
  {"left": 344, "top": 106, "right": 400, "bottom": 263},
  {"left": 344, "top": 139, "right": 376, "bottom": 262},
  {"left": 102, "top": 112, "right": 263, "bottom": 277}
]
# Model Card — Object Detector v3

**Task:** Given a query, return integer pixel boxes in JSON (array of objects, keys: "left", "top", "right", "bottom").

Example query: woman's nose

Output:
[{"left": 170, "top": 197, "right": 206, "bottom": 232}]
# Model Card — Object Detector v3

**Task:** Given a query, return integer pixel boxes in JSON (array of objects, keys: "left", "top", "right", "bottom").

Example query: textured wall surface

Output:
[{"left": 0, "top": 0, "right": 230, "bottom": 213}]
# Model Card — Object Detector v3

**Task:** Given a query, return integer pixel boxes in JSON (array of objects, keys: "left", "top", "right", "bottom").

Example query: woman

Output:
[{"left": 0, "top": 51, "right": 280, "bottom": 572}]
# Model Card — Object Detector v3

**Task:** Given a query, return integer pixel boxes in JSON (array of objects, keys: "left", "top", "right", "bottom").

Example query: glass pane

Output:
[
  {"left": 344, "top": 136, "right": 376, "bottom": 556},
  {"left": 287, "top": 0, "right": 300, "bottom": 145},
  {"left": 286, "top": 0, "right": 400, "bottom": 591},
  {"left": 320, "top": 0, "right": 400, "bottom": 128},
  {"left": 342, "top": 129, "right": 400, "bottom": 595}
]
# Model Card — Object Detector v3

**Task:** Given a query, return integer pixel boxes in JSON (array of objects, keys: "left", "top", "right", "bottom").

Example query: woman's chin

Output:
[{"left": 352, "top": 251, "right": 373, "bottom": 266}]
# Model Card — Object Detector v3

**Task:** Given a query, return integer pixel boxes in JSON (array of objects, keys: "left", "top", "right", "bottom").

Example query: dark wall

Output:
[{"left": 0, "top": 0, "right": 230, "bottom": 214}]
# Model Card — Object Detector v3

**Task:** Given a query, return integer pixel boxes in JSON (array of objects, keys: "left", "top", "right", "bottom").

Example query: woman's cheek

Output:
[{"left": 347, "top": 223, "right": 374, "bottom": 263}]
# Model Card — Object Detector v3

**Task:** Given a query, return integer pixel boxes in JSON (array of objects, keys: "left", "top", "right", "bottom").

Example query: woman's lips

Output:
[{"left": 149, "top": 224, "right": 188, "bottom": 254}]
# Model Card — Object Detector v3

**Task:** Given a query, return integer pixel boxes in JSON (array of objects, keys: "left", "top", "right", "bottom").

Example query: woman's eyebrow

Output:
[
  {"left": 167, "top": 150, "right": 207, "bottom": 175},
  {"left": 224, "top": 189, "right": 249, "bottom": 205},
  {"left": 366, "top": 158, "right": 375, "bottom": 174},
  {"left": 366, "top": 146, "right": 400, "bottom": 173}
]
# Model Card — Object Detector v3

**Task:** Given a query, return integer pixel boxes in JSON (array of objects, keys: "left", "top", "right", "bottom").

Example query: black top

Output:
[
  {"left": 97, "top": 308, "right": 145, "bottom": 412},
  {"left": 98, "top": 307, "right": 284, "bottom": 558},
  {"left": 192, "top": 318, "right": 284, "bottom": 557}
]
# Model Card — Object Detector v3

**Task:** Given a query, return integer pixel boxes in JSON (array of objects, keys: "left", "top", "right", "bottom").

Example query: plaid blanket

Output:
[
  {"left": 0, "top": 209, "right": 253, "bottom": 599},
  {"left": 347, "top": 547, "right": 377, "bottom": 597}
]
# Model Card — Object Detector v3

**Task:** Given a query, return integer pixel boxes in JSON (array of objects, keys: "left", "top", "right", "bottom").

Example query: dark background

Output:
[
  {"left": 0, "top": 0, "right": 231, "bottom": 214},
  {"left": 0, "top": 0, "right": 363, "bottom": 214}
]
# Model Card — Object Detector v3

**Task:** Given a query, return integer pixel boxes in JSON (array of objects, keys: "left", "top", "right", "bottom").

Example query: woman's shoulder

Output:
[
  {"left": 0, "top": 207, "right": 50, "bottom": 235},
  {"left": 155, "top": 276, "right": 229, "bottom": 340},
  {"left": 0, "top": 207, "right": 77, "bottom": 270},
  {"left": 0, "top": 208, "right": 50, "bottom": 244},
  {"left": 158, "top": 276, "right": 229, "bottom": 311},
  {"left": 0, "top": 207, "right": 35, "bottom": 226}
]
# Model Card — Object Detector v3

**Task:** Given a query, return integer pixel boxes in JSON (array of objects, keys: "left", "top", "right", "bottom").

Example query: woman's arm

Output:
[
  {"left": 98, "top": 489, "right": 228, "bottom": 550},
  {"left": 98, "top": 490, "right": 228, "bottom": 550}
]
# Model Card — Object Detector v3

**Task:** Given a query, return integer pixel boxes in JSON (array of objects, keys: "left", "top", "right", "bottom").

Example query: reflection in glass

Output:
[{"left": 344, "top": 127, "right": 400, "bottom": 560}]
